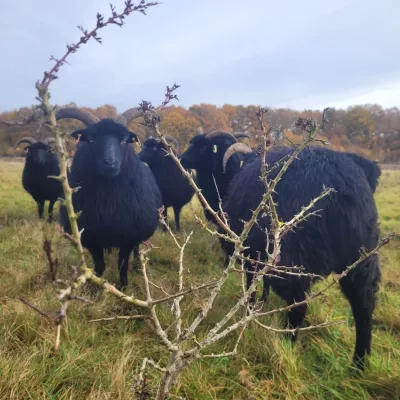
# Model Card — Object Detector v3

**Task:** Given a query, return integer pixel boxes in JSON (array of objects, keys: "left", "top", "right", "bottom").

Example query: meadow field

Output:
[{"left": 0, "top": 159, "right": 399, "bottom": 400}]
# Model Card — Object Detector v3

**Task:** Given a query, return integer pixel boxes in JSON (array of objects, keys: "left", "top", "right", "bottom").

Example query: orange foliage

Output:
[{"left": 1, "top": 103, "right": 399, "bottom": 163}]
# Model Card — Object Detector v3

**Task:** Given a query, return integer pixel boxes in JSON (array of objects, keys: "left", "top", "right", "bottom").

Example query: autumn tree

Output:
[
  {"left": 345, "top": 106, "right": 376, "bottom": 138},
  {"left": 189, "top": 103, "right": 230, "bottom": 132}
]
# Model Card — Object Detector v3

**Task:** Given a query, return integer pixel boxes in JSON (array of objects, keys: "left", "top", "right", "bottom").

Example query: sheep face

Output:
[
  {"left": 180, "top": 134, "right": 238, "bottom": 172},
  {"left": 138, "top": 138, "right": 167, "bottom": 167},
  {"left": 71, "top": 119, "right": 138, "bottom": 178},
  {"left": 180, "top": 135, "right": 214, "bottom": 170},
  {"left": 25, "top": 142, "right": 55, "bottom": 167}
]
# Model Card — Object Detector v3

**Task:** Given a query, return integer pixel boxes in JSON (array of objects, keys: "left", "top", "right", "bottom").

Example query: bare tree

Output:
[{"left": 7, "top": 2, "right": 394, "bottom": 400}]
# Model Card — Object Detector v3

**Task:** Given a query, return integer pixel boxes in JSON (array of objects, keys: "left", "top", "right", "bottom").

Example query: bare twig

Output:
[
  {"left": 41, "top": 1, "right": 160, "bottom": 88},
  {"left": 196, "top": 234, "right": 393, "bottom": 349},
  {"left": 200, "top": 322, "right": 247, "bottom": 359},
  {"left": 253, "top": 318, "right": 344, "bottom": 334},
  {"left": 19, "top": 298, "right": 56, "bottom": 322},
  {"left": 12, "top": 0, "right": 392, "bottom": 395},
  {"left": 89, "top": 315, "right": 149, "bottom": 323}
]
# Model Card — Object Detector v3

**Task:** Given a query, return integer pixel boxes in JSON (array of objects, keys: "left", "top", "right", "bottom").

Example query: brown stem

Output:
[{"left": 19, "top": 298, "right": 56, "bottom": 322}]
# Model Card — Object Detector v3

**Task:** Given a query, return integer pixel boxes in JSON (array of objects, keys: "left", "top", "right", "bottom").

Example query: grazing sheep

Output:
[
  {"left": 57, "top": 107, "right": 162, "bottom": 288},
  {"left": 139, "top": 136, "right": 194, "bottom": 231},
  {"left": 14, "top": 137, "right": 62, "bottom": 222},
  {"left": 179, "top": 131, "right": 250, "bottom": 224},
  {"left": 221, "top": 144, "right": 380, "bottom": 369}
]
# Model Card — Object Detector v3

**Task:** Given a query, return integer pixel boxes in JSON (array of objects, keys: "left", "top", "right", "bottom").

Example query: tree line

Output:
[{"left": 1, "top": 102, "right": 399, "bottom": 162}]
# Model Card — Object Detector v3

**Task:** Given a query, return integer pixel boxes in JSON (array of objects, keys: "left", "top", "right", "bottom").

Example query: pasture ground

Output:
[{"left": 0, "top": 160, "right": 399, "bottom": 400}]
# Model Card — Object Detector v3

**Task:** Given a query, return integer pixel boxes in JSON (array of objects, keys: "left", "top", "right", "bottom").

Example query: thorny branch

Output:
[
  {"left": 17, "top": 2, "right": 162, "bottom": 351},
  {"left": 13, "top": 2, "right": 394, "bottom": 399},
  {"left": 1, "top": 1, "right": 160, "bottom": 127},
  {"left": 131, "top": 105, "right": 393, "bottom": 399},
  {"left": 142, "top": 110, "right": 240, "bottom": 242},
  {"left": 193, "top": 234, "right": 393, "bottom": 350},
  {"left": 159, "top": 208, "right": 192, "bottom": 338},
  {"left": 42, "top": 0, "right": 159, "bottom": 88}
]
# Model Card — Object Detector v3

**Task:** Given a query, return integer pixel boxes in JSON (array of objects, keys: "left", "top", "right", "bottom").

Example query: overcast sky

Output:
[{"left": 1, "top": 0, "right": 399, "bottom": 113}]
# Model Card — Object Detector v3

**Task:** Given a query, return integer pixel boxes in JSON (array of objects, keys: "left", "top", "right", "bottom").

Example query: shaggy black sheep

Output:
[
  {"left": 221, "top": 145, "right": 381, "bottom": 369},
  {"left": 14, "top": 137, "right": 62, "bottom": 222},
  {"left": 179, "top": 131, "right": 250, "bottom": 224},
  {"left": 57, "top": 107, "right": 162, "bottom": 288},
  {"left": 139, "top": 136, "right": 194, "bottom": 231}
]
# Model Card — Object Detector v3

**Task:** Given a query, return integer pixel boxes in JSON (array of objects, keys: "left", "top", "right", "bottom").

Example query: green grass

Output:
[{"left": 0, "top": 160, "right": 399, "bottom": 400}]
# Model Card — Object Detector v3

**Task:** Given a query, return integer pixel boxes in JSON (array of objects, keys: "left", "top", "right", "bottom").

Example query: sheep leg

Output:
[
  {"left": 223, "top": 255, "right": 230, "bottom": 268},
  {"left": 48, "top": 200, "right": 55, "bottom": 223},
  {"left": 130, "top": 245, "right": 140, "bottom": 272},
  {"left": 279, "top": 286, "right": 307, "bottom": 342},
  {"left": 173, "top": 205, "right": 182, "bottom": 231},
  {"left": 37, "top": 201, "right": 44, "bottom": 219},
  {"left": 261, "top": 276, "right": 270, "bottom": 303},
  {"left": 133, "top": 245, "right": 140, "bottom": 260},
  {"left": 89, "top": 246, "right": 106, "bottom": 277},
  {"left": 105, "top": 247, "right": 113, "bottom": 254},
  {"left": 118, "top": 246, "right": 132, "bottom": 289},
  {"left": 339, "top": 259, "right": 379, "bottom": 370},
  {"left": 246, "top": 270, "right": 257, "bottom": 305}
]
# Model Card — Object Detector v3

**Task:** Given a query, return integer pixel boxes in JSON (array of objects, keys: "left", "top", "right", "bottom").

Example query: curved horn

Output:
[
  {"left": 205, "top": 130, "right": 237, "bottom": 142},
  {"left": 233, "top": 132, "right": 250, "bottom": 140},
  {"left": 115, "top": 107, "right": 144, "bottom": 126},
  {"left": 55, "top": 107, "right": 99, "bottom": 126},
  {"left": 222, "top": 143, "right": 253, "bottom": 172},
  {"left": 14, "top": 137, "right": 37, "bottom": 148},
  {"left": 42, "top": 137, "right": 56, "bottom": 146},
  {"left": 164, "top": 135, "right": 179, "bottom": 151}
]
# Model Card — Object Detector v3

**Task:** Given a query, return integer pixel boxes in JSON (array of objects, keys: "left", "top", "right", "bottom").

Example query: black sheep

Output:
[
  {"left": 179, "top": 131, "right": 250, "bottom": 224},
  {"left": 139, "top": 136, "right": 194, "bottom": 231},
  {"left": 57, "top": 107, "right": 162, "bottom": 288},
  {"left": 221, "top": 145, "right": 381, "bottom": 369},
  {"left": 14, "top": 137, "right": 62, "bottom": 222}
]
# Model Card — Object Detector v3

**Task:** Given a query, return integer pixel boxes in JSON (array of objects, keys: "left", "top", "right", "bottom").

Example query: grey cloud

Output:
[{"left": 1, "top": 0, "right": 399, "bottom": 112}]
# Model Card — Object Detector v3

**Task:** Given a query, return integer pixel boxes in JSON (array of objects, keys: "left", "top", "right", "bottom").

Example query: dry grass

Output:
[{"left": 0, "top": 160, "right": 399, "bottom": 399}]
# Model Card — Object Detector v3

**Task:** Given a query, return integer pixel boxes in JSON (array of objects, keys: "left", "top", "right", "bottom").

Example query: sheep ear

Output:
[
  {"left": 128, "top": 132, "right": 141, "bottom": 146},
  {"left": 71, "top": 129, "right": 87, "bottom": 142},
  {"left": 24, "top": 146, "right": 30, "bottom": 152}
]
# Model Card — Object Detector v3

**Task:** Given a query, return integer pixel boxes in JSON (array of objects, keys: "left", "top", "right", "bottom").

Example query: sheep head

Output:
[
  {"left": 139, "top": 135, "right": 179, "bottom": 166},
  {"left": 14, "top": 137, "right": 57, "bottom": 166},
  {"left": 180, "top": 130, "right": 249, "bottom": 172},
  {"left": 71, "top": 119, "right": 139, "bottom": 178},
  {"left": 56, "top": 107, "right": 142, "bottom": 179}
]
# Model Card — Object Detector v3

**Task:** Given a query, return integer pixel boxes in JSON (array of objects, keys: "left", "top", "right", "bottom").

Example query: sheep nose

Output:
[{"left": 104, "top": 159, "right": 116, "bottom": 167}]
